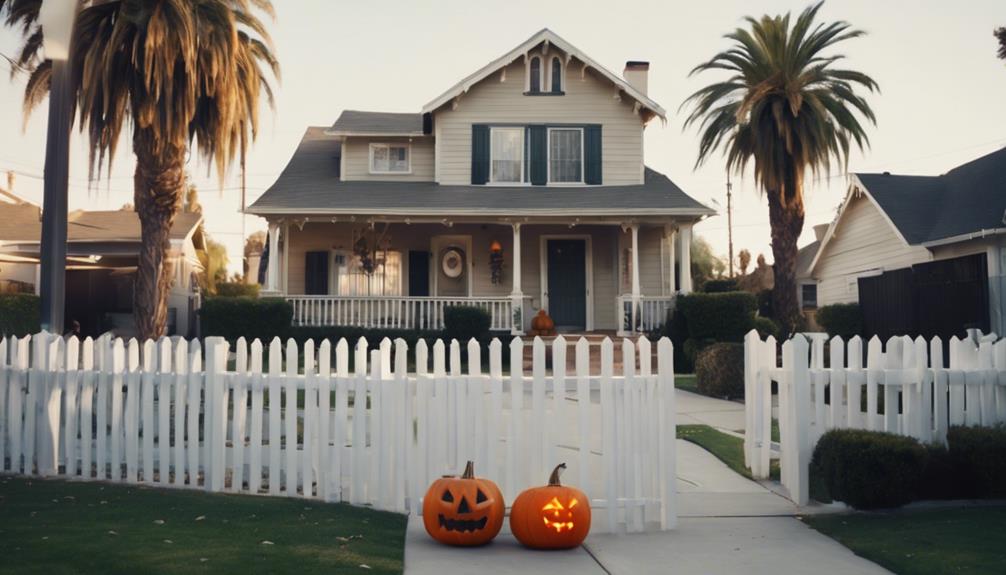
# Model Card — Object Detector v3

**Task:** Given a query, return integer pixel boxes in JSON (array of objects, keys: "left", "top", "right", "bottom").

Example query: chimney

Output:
[
  {"left": 623, "top": 61, "right": 649, "bottom": 95},
  {"left": 813, "top": 223, "right": 829, "bottom": 242}
]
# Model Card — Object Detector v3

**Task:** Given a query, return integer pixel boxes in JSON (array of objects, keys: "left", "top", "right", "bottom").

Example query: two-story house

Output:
[{"left": 247, "top": 29, "right": 713, "bottom": 335}]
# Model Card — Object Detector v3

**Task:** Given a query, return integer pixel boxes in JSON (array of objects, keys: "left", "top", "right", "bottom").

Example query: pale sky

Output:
[{"left": 1, "top": 0, "right": 1005, "bottom": 275}]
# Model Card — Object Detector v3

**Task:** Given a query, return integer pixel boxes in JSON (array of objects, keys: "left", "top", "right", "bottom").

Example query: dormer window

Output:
[
  {"left": 369, "top": 143, "right": 410, "bottom": 174},
  {"left": 528, "top": 56, "right": 542, "bottom": 93},
  {"left": 550, "top": 57, "right": 563, "bottom": 93}
]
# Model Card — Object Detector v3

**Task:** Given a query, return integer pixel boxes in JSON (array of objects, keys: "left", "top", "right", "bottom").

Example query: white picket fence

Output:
[
  {"left": 744, "top": 330, "right": 1006, "bottom": 505},
  {"left": 0, "top": 331, "right": 677, "bottom": 533}
]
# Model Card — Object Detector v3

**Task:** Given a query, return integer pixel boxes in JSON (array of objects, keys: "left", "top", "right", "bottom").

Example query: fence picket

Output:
[
  {"left": 187, "top": 344, "right": 202, "bottom": 487},
  {"left": 302, "top": 339, "right": 316, "bottom": 499},
  {"left": 600, "top": 338, "right": 616, "bottom": 533},
  {"left": 173, "top": 338, "right": 189, "bottom": 486},
  {"left": 63, "top": 337, "right": 80, "bottom": 477},
  {"left": 351, "top": 338, "right": 368, "bottom": 504},
  {"left": 318, "top": 339, "right": 332, "bottom": 502},
  {"left": 249, "top": 339, "right": 265, "bottom": 493},
  {"left": 268, "top": 338, "right": 282, "bottom": 495},
  {"left": 575, "top": 338, "right": 591, "bottom": 493},
  {"left": 155, "top": 338, "right": 171, "bottom": 484},
  {"left": 232, "top": 338, "right": 249, "bottom": 493},
  {"left": 507, "top": 338, "right": 523, "bottom": 501},
  {"left": 79, "top": 338, "right": 94, "bottom": 478},
  {"left": 333, "top": 338, "right": 350, "bottom": 501},
  {"left": 284, "top": 339, "right": 299, "bottom": 495},
  {"left": 531, "top": 337, "right": 546, "bottom": 481}
]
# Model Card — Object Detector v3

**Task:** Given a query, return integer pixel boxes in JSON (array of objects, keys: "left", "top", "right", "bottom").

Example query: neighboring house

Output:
[
  {"left": 248, "top": 29, "right": 713, "bottom": 335},
  {"left": 0, "top": 202, "right": 205, "bottom": 338},
  {"left": 807, "top": 146, "right": 1006, "bottom": 340}
]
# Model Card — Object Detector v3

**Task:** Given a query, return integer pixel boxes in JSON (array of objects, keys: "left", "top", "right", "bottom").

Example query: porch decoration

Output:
[
  {"left": 441, "top": 248, "right": 465, "bottom": 279},
  {"left": 510, "top": 463, "right": 591, "bottom": 549},
  {"left": 422, "top": 461, "right": 505, "bottom": 546},
  {"left": 353, "top": 235, "right": 375, "bottom": 275},
  {"left": 489, "top": 240, "right": 504, "bottom": 285},
  {"left": 529, "top": 309, "right": 556, "bottom": 336}
]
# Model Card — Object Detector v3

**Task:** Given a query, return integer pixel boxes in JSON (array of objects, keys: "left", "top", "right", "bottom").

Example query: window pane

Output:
[
  {"left": 529, "top": 57, "right": 541, "bottom": 93},
  {"left": 549, "top": 129, "right": 582, "bottom": 183},
  {"left": 491, "top": 128, "right": 523, "bottom": 183},
  {"left": 551, "top": 57, "right": 562, "bottom": 93},
  {"left": 389, "top": 146, "right": 409, "bottom": 172},
  {"left": 372, "top": 146, "right": 389, "bottom": 172},
  {"left": 338, "top": 251, "right": 402, "bottom": 296}
]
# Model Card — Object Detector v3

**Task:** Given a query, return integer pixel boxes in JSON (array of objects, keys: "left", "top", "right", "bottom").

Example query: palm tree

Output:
[
  {"left": 996, "top": 27, "right": 1006, "bottom": 61},
  {"left": 683, "top": 1, "right": 877, "bottom": 335},
  {"left": 1, "top": 0, "right": 278, "bottom": 339}
]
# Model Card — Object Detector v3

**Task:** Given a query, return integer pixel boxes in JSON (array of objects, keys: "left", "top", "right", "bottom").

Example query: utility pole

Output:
[{"left": 726, "top": 170, "right": 734, "bottom": 277}]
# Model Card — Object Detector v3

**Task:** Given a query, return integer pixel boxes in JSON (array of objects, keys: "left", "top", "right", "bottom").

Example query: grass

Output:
[
  {"left": 804, "top": 507, "right": 1006, "bottom": 575},
  {"left": 677, "top": 424, "right": 779, "bottom": 481},
  {"left": 674, "top": 374, "right": 698, "bottom": 394},
  {"left": 0, "top": 476, "right": 406, "bottom": 575}
]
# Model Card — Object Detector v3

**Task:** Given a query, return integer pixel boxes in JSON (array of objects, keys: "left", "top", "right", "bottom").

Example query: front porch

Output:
[{"left": 262, "top": 216, "right": 695, "bottom": 335}]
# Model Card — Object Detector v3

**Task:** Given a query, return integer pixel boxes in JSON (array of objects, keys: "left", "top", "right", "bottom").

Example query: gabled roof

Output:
[
  {"left": 247, "top": 127, "right": 711, "bottom": 218},
  {"left": 328, "top": 110, "right": 424, "bottom": 137},
  {"left": 421, "top": 28, "right": 666, "bottom": 120},
  {"left": 809, "top": 146, "right": 1006, "bottom": 272}
]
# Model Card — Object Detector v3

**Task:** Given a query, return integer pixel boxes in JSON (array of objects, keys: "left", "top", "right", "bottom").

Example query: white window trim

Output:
[
  {"left": 546, "top": 127, "right": 585, "bottom": 185},
  {"left": 547, "top": 55, "right": 564, "bottom": 93},
  {"left": 489, "top": 126, "right": 526, "bottom": 185},
  {"left": 368, "top": 142, "right": 412, "bottom": 175}
]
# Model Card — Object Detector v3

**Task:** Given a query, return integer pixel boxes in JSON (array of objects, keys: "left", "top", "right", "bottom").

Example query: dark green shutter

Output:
[
  {"left": 471, "top": 124, "right": 489, "bottom": 185},
  {"left": 305, "top": 251, "right": 329, "bottom": 295},
  {"left": 585, "top": 124, "right": 602, "bottom": 185},
  {"left": 528, "top": 125, "right": 547, "bottom": 185}
]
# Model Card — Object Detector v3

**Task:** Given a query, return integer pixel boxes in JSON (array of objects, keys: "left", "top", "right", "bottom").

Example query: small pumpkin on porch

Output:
[
  {"left": 510, "top": 463, "right": 591, "bottom": 549},
  {"left": 422, "top": 461, "right": 505, "bottom": 546},
  {"left": 530, "top": 309, "right": 556, "bottom": 336}
]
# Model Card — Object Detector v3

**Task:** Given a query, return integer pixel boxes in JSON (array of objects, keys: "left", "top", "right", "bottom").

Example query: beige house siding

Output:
[
  {"left": 282, "top": 221, "right": 667, "bottom": 331},
  {"left": 433, "top": 58, "right": 645, "bottom": 186},
  {"left": 615, "top": 226, "right": 667, "bottom": 296},
  {"left": 341, "top": 136, "right": 435, "bottom": 182},
  {"left": 814, "top": 194, "right": 931, "bottom": 305}
]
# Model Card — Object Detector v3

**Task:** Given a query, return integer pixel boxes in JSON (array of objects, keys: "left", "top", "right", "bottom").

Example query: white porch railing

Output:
[
  {"left": 617, "top": 295, "right": 676, "bottom": 335},
  {"left": 287, "top": 296, "right": 513, "bottom": 332}
]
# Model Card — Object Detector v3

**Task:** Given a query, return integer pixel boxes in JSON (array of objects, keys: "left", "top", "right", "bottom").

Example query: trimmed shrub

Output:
[
  {"left": 200, "top": 297, "right": 292, "bottom": 343},
  {"left": 694, "top": 342, "right": 744, "bottom": 399},
  {"left": 0, "top": 293, "right": 40, "bottom": 336},
  {"left": 816, "top": 303, "right": 862, "bottom": 339},
  {"left": 215, "top": 282, "right": 260, "bottom": 298},
  {"left": 443, "top": 306, "right": 491, "bottom": 342},
  {"left": 678, "top": 291, "right": 757, "bottom": 343},
  {"left": 810, "top": 429, "right": 927, "bottom": 509},
  {"left": 944, "top": 424, "right": 1006, "bottom": 499},
  {"left": 752, "top": 316, "right": 780, "bottom": 340},
  {"left": 701, "top": 278, "right": 738, "bottom": 293}
]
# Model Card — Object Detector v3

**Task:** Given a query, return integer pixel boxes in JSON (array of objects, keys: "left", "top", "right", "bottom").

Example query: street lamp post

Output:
[{"left": 37, "top": 0, "right": 79, "bottom": 334}]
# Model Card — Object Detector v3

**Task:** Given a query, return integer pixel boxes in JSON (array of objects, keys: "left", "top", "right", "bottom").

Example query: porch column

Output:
[
  {"left": 509, "top": 223, "right": 524, "bottom": 335},
  {"left": 631, "top": 224, "right": 640, "bottom": 332},
  {"left": 665, "top": 224, "right": 677, "bottom": 295},
  {"left": 680, "top": 223, "right": 693, "bottom": 294},
  {"left": 266, "top": 221, "right": 280, "bottom": 293}
]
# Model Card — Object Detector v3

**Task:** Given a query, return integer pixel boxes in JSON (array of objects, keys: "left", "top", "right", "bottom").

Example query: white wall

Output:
[{"left": 341, "top": 136, "right": 435, "bottom": 182}]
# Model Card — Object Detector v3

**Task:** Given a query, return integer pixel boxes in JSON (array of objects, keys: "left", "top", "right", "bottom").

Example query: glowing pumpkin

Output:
[
  {"left": 423, "top": 461, "right": 505, "bottom": 546},
  {"left": 510, "top": 463, "right": 591, "bottom": 549}
]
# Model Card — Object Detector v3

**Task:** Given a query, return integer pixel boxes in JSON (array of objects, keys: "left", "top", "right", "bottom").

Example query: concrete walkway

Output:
[{"left": 404, "top": 389, "right": 890, "bottom": 574}]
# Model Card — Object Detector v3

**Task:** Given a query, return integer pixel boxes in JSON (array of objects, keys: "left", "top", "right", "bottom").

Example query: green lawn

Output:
[
  {"left": 804, "top": 507, "right": 1006, "bottom": 575},
  {"left": 674, "top": 374, "right": 698, "bottom": 394},
  {"left": 0, "top": 477, "right": 406, "bottom": 575},
  {"left": 677, "top": 424, "right": 779, "bottom": 481}
]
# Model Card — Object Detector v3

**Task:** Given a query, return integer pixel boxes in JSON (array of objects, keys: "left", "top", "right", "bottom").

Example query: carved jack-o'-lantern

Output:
[
  {"left": 510, "top": 463, "right": 591, "bottom": 549},
  {"left": 423, "top": 461, "right": 505, "bottom": 546}
]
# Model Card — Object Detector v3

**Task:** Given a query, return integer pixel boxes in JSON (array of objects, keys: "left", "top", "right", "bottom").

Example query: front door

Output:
[
  {"left": 408, "top": 251, "right": 430, "bottom": 297},
  {"left": 546, "top": 239, "right": 586, "bottom": 329}
]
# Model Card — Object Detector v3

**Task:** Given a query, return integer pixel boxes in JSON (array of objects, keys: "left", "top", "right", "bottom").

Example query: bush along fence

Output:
[
  {"left": 744, "top": 330, "right": 1006, "bottom": 505},
  {"left": 0, "top": 332, "right": 677, "bottom": 534}
]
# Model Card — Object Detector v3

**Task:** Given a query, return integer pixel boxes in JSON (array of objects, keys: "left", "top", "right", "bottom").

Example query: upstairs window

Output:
[
  {"left": 550, "top": 57, "right": 563, "bottom": 93},
  {"left": 548, "top": 128, "right": 583, "bottom": 183},
  {"left": 490, "top": 127, "right": 524, "bottom": 183},
  {"left": 528, "top": 56, "right": 542, "bottom": 93},
  {"left": 801, "top": 283, "right": 818, "bottom": 309},
  {"left": 369, "top": 143, "right": 410, "bottom": 174}
]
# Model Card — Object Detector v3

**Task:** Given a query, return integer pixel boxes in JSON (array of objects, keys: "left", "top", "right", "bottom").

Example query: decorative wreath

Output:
[{"left": 441, "top": 248, "right": 465, "bottom": 279}]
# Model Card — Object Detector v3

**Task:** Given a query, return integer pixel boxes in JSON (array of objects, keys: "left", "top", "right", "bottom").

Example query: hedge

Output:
[
  {"left": 199, "top": 297, "right": 292, "bottom": 343},
  {"left": 816, "top": 303, "right": 862, "bottom": 339},
  {"left": 215, "top": 282, "right": 260, "bottom": 298},
  {"left": 694, "top": 342, "right": 744, "bottom": 399},
  {"left": 752, "top": 316, "right": 780, "bottom": 340},
  {"left": 701, "top": 278, "right": 739, "bottom": 293},
  {"left": 810, "top": 429, "right": 928, "bottom": 509},
  {"left": 943, "top": 424, "right": 1006, "bottom": 499},
  {"left": 0, "top": 294, "right": 40, "bottom": 337},
  {"left": 677, "top": 291, "right": 757, "bottom": 342},
  {"left": 443, "top": 306, "right": 491, "bottom": 342}
]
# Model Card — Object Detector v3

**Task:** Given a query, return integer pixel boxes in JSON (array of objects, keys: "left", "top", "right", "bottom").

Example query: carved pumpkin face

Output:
[
  {"left": 423, "top": 461, "right": 505, "bottom": 546},
  {"left": 510, "top": 463, "right": 591, "bottom": 549}
]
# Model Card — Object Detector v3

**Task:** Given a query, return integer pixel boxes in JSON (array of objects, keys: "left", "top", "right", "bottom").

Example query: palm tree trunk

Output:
[
  {"left": 132, "top": 130, "right": 186, "bottom": 340},
  {"left": 768, "top": 189, "right": 805, "bottom": 338}
]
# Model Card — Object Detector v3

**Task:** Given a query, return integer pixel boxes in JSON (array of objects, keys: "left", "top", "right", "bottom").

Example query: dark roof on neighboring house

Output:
[
  {"left": 0, "top": 204, "right": 203, "bottom": 245},
  {"left": 856, "top": 146, "right": 1006, "bottom": 245},
  {"left": 247, "top": 127, "right": 713, "bottom": 218},
  {"left": 328, "top": 110, "right": 424, "bottom": 136},
  {"left": 796, "top": 240, "right": 820, "bottom": 279}
]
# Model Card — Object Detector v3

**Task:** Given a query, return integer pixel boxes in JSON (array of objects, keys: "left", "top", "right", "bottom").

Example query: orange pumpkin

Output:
[
  {"left": 510, "top": 463, "right": 591, "bottom": 549},
  {"left": 423, "top": 461, "right": 505, "bottom": 546},
  {"left": 531, "top": 310, "right": 555, "bottom": 334}
]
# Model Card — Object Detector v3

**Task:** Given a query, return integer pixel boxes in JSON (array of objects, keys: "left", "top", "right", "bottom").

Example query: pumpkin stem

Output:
[
  {"left": 462, "top": 460, "right": 475, "bottom": 479},
  {"left": 548, "top": 463, "right": 567, "bottom": 486}
]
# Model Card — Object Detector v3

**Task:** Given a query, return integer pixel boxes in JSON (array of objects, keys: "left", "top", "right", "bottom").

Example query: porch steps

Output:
[{"left": 520, "top": 333, "right": 658, "bottom": 375}]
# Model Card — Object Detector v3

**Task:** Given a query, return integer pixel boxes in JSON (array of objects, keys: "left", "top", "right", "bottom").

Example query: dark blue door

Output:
[{"left": 547, "top": 239, "right": 586, "bottom": 329}]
